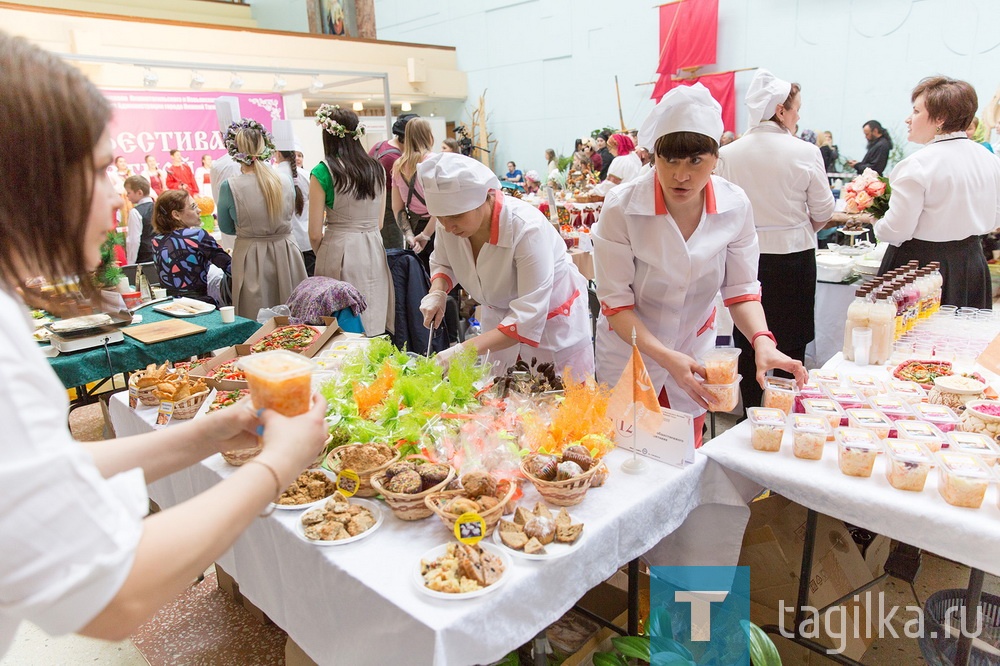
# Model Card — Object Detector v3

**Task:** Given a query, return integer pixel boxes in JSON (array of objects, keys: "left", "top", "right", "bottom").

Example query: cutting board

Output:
[{"left": 123, "top": 319, "right": 207, "bottom": 344}]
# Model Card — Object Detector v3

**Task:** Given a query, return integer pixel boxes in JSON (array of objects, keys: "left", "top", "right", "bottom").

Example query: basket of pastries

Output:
[
  {"left": 154, "top": 373, "right": 210, "bottom": 420},
  {"left": 520, "top": 445, "right": 600, "bottom": 506},
  {"left": 370, "top": 460, "right": 456, "bottom": 520},
  {"left": 128, "top": 363, "right": 177, "bottom": 407},
  {"left": 424, "top": 471, "right": 516, "bottom": 536},
  {"left": 324, "top": 442, "right": 401, "bottom": 497}
]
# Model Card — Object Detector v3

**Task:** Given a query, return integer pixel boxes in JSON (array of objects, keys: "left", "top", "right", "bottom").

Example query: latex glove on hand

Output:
[
  {"left": 434, "top": 344, "right": 465, "bottom": 372},
  {"left": 419, "top": 290, "right": 448, "bottom": 329}
]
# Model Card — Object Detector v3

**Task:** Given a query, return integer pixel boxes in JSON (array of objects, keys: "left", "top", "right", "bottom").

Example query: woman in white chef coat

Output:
[
  {"left": 593, "top": 85, "right": 807, "bottom": 447},
  {"left": 716, "top": 70, "right": 834, "bottom": 410},
  {"left": 417, "top": 153, "right": 594, "bottom": 376},
  {"left": 0, "top": 33, "right": 328, "bottom": 656}
]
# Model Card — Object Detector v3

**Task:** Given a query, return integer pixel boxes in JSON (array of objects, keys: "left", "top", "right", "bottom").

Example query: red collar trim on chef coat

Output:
[
  {"left": 489, "top": 190, "right": 503, "bottom": 245},
  {"left": 653, "top": 176, "right": 718, "bottom": 216}
]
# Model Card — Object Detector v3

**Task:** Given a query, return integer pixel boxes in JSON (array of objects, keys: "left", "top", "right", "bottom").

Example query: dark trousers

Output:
[
  {"left": 302, "top": 250, "right": 316, "bottom": 277},
  {"left": 734, "top": 339, "right": 806, "bottom": 410},
  {"left": 878, "top": 236, "right": 991, "bottom": 309}
]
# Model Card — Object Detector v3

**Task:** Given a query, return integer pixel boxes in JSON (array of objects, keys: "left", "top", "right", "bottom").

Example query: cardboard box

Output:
[
  {"left": 242, "top": 316, "right": 340, "bottom": 358},
  {"left": 740, "top": 495, "right": 882, "bottom": 662},
  {"left": 190, "top": 344, "right": 253, "bottom": 390},
  {"left": 558, "top": 581, "right": 631, "bottom": 666}
]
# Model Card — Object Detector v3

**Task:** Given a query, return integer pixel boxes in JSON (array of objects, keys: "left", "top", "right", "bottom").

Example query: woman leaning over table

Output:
[
  {"left": 0, "top": 32, "right": 328, "bottom": 657},
  {"left": 309, "top": 104, "right": 394, "bottom": 336},
  {"left": 874, "top": 76, "right": 1000, "bottom": 309},
  {"left": 217, "top": 120, "right": 307, "bottom": 319},
  {"left": 716, "top": 69, "right": 834, "bottom": 410},
  {"left": 593, "top": 84, "right": 807, "bottom": 448}
]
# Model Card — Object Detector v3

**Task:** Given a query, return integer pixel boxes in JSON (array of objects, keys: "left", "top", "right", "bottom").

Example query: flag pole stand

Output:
[{"left": 621, "top": 328, "right": 648, "bottom": 474}]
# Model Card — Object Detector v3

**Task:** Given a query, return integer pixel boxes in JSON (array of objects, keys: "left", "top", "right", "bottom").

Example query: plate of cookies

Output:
[
  {"left": 492, "top": 502, "right": 584, "bottom": 560},
  {"left": 294, "top": 494, "right": 383, "bottom": 545},
  {"left": 272, "top": 469, "right": 340, "bottom": 511},
  {"left": 416, "top": 542, "right": 512, "bottom": 600}
]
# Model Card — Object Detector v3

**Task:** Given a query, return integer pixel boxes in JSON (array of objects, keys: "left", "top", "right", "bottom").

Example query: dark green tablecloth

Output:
[{"left": 47, "top": 307, "right": 260, "bottom": 388}]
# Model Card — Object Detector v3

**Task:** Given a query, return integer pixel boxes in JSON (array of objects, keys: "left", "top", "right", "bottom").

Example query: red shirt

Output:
[
  {"left": 166, "top": 162, "right": 199, "bottom": 195},
  {"left": 368, "top": 140, "right": 401, "bottom": 182}
]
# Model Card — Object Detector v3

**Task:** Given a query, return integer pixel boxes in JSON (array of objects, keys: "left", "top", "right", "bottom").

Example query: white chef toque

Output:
[
  {"left": 745, "top": 69, "right": 792, "bottom": 129},
  {"left": 215, "top": 96, "right": 241, "bottom": 133},
  {"left": 418, "top": 153, "right": 501, "bottom": 217},
  {"left": 272, "top": 120, "right": 301, "bottom": 152},
  {"left": 638, "top": 83, "right": 724, "bottom": 150}
]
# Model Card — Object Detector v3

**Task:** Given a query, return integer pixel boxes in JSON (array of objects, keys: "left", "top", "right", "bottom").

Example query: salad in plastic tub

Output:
[
  {"left": 883, "top": 440, "right": 933, "bottom": 491},
  {"left": 802, "top": 398, "right": 844, "bottom": 435},
  {"left": 846, "top": 408, "right": 894, "bottom": 440},
  {"left": 935, "top": 452, "right": 992, "bottom": 508},
  {"left": 762, "top": 376, "right": 796, "bottom": 415},
  {"left": 790, "top": 414, "right": 830, "bottom": 460},
  {"left": 834, "top": 427, "right": 880, "bottom": 477},
  {"left": 794, "top": 382, "right": 825, "bottom": 414},
  {"left": 703, "top": 347, "right": 741, "bottom": 385},
  {"left": 747, "top": 407, "right": 786, "bottom": 452},
  {"left": 869, "top": 396, "right": 914, "bottom": 423},
  {"left": 886, "top": 379, "right": 928, "bottom": 405},
  {"left": 911, "top": 403, "right": 961, "bottom": 433},
  {"left": 703, "top": 375, "right": 741, "bottom": 413},
  {"left": 946, "top": 431, "right": 1000, "bottom": 466},
  {"left": 848, "top": 375, "right": 883, "bottom": 398},
  {"left": 894, "top": 420, "right": 948, "bottom": 453},
  {"left": 824, "top": 386, "right": 866, "bottom": 414}
]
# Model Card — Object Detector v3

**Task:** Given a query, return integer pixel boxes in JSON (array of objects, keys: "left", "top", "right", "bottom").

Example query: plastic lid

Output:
[
  {"left": 848, "top": 375, "right": 880, "bottom": 388},
  {"left": 869, "top": 396, "right": 911, "bottom": 415},
  {"left": 888, "top": 380, "right": 926, "bottom": 395},
  {"left": 884, "top": 439, "right": 932, "bottom": 463},
  {"left": 809, "top": 369, "right": 840, "bottom": 383},
  {"left": 236, "top": 349, "right": 316, "bottom": 379},
  {"left": 791, "top": 414, "right": 831, "bottom": 434},
  {"left": 936, "top": 452, "right": 992, "bottom": 479},
  {"left": 947, "top": 432, "right": 1000, "bottom": 455},
  {"left": 803, "top": 398, "right": 843, "bottom": 415},
  {"left": 846, "top": 408, "right": 893, "bottom": 428},
  {"left": 825, "top": 386, "right": 865, "bottom": 403},
  {"left": 834, "top": 427, "right": 880, "bottom": 450},
  {"left": 764, "top": 376, "right": 796, "bottom": 393},
  {"left": 704, "top": 346, "right": 741, "bottom": 359},
  {"left": 895, "top": 420, "right": 946, "bottom": 442},
  {"left": 912, "top": 403, "right": 960, "bottom": 424},
  {"left": 747, "top": 407, "right": 787, "bottom": 427}
]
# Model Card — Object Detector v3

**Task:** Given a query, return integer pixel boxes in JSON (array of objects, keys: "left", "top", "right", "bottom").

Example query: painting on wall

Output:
[{"left": 319, "top": 0, "right": 357, "bottom": 37}]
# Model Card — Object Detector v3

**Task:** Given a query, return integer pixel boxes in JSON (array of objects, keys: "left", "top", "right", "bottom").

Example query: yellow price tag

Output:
[
  {"left": 337, "top": 469, "right": 360, "bottom": 497},
  {"left": 454, "top": 512, "right": 486, "bottom": 545},
  {"left": 155, "top": 400, "right": 173, "bottom": 426},
  {"left": 128, "top": 385, "right": 139, "bottom": 409}
]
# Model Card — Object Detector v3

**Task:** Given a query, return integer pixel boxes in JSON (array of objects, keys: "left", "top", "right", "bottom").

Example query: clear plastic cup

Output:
[
  {"left": 803, "top": 398, "right": 845, "bottom": 436},
  {"left": 946, "top": 432, "right": 1000, "bottom": 466},
  {"left": 790, "top": 414, "right": 830, "bottom": 460},
  {"left": 237, "top": 350, "right": 316, "bottom": 416},
  {"left": 747, "top": 407, "right": 785, "bottom": 452},
  {"left": 935, "top": 452, "right": 992, "bottom": 508},
  {"left": 703, "top": 375, "right": 741, "bottom": 413},
  {"left": 938, "top": 305, "right": 958, "bottom": 317},
  {"left": 846, "top": 408, "right": 894, "bottom": 440},
  {"left": 911, "top": 403, "right": 960, "bottom": 433},
  {"left": 703, "top": 347, "right": 741, "bottom": 385},
  {"left": 894, "top": 420, "right": 947, "bottom": 453},
  {"left": 762, "top": 376, "right": 796, "bottom": 415},
  {"left": 834, "top": 427, "right": 880, "bottom": 477},
  {"left": 852, "top": 327, "right": 873, "bottom": 365},
  {"left": 883, "top": 440, "right": 933, "bottom": 491}
]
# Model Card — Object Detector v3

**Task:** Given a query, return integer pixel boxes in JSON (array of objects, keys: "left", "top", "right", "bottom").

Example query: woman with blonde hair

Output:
[
  {"left": 391, "top": 117, "right": 437, "bottom": 271},
  {"left": 309, "top": 104, "right": 394, "bottom": 336},
  {"left": 217, "top": 120, "right": 307, "bottom": 318}
]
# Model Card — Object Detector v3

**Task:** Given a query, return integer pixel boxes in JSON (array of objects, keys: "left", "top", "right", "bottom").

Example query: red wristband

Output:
[{"left": 751, "top": 330, "right": 777, "bottom": 347}]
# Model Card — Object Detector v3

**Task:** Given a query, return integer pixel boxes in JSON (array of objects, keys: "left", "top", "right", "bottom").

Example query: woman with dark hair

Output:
[
  {"left": 309, "top": 104, "right": 393, "bottom": 336},
  {"left": 217, "top": 120, "right": 307, "bottom": 319},
  {"left": 593, "top": 84, "right": 806, "bottom": 447},
  {"left": 150, "top": 189, "right": 231, "bottom": 305},
  {"left": 874, "top": 76, "right": 1000, "bottom": 308},
  {"left": 716, "top": 69, "right": 834, "bottom": 410},
  {"left": 0, "top": 32, "right": 327, "bottom": 656},
  {"left": 273, "top": 121, "right": 313, "bottom": 275}
]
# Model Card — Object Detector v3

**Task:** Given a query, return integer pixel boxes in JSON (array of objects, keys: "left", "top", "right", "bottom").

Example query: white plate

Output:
[
  {"left": 491, "top": 522, "right": 584, "bottom": 561},
  {"left": 415, "top": 542, "right": 512, "bottom": 600},
  {"left": 152, "top": 298, "right": 216, "bottom": 317},
  {"left": 271, "top": 469, "right": 339, "bottom": 511},
  {"left": 292, "top": 497, "right": 383, "bottom": 545}
]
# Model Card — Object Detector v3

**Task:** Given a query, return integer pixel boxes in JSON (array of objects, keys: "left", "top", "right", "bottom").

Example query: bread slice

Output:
[
  {"left": 555, "top": 523, "right": 584, "bottom": 544},
  {"left": 533, "top": 502, "right": 553, "bottom": 519},
  {"left": 457, "top": 544, "right": 485, "bottom": 586},
  {"left": 500, "top": 529, "right": 529, "bottom": 550},
  {"left": 513, "top": 506, "right": 534, "bottom": 526},
  {"left": 479, "top": 549, "right": 505, "bottom": 585},
  {"left": 555, "top": 508, "right": 572, "bottom": 528},
  {"left": 498, "top": 519, "right": 522, "bottom": 534},
  {"left": 524, "top": 537, "right": 546, "bottom": 555}
]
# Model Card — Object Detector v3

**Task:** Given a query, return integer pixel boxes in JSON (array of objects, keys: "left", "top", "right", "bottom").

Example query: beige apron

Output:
[{"left": 230, "top": 174, "right": 308, "bottom": 319}]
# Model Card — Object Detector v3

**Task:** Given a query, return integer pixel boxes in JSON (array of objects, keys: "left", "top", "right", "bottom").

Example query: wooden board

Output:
[{"left": 123, "top": 319, "right": 206, "bottom": 344}]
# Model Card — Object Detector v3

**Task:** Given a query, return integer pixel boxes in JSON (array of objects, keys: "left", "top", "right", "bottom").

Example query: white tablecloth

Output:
[
  {"left": 700, "top": 356, "right": 1000, "bottom": 578},
  {"left": 109, "top": 393, "right": 757, "bottom": 666}
]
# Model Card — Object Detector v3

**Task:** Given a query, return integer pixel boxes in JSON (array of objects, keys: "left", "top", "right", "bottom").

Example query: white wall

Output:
[
  {"left": 375, "top": 0, "right": 1000, "bottom": 176},
  {"left": 250, "top": 0, "right": 310, "bottom": 33}
]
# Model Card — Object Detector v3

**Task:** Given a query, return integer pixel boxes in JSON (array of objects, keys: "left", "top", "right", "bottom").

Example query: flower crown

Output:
[
  {"left": 315, "top": 104, "right": 365, "bottom": 140},
  {"left": 225, "top": 119, "right": 276, "bottom": 166}
]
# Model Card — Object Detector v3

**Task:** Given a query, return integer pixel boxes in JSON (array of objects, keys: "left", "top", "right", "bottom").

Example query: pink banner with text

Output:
[{"left": 102, "top": 89, "right": 285, "bottom": 172}]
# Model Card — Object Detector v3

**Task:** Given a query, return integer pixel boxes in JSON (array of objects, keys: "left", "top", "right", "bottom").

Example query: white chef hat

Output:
[
  {"left": 638, "top": 83, "right": 724, "bottom": 150},
  {"left": 271, "top": 120, "right": 301, "bottom": 152},
  {"left": 418, "top": 153, "right": 501, "bottom": 216},
  {"left": 745, "top": 69, "right": 791, "bottom": 128},
  {"left": 215, "top": 96, "right": 241, "bottom": 133}
]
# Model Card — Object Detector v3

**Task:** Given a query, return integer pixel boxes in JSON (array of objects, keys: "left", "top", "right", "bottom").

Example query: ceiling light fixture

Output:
[
  {"left": 272, "top": 74, "right": 287, "bottom": 92},
  {"left": 142, "top": 67, "right": 158, "bottom": 88},
  {"left": 353, "top": 102, "right": 364, "bottom": 112},
  {"left": 229, "top": 72, "right": 244, "bottom": 90},
  {"left": 189, "top": 70, "right": 205, "bottom": 89},
  {"left": 309, "top": 76, "right": 324, "bottom": 93},
  {"left": 400, "top": 102, "right": 412, "bottom": 112}
]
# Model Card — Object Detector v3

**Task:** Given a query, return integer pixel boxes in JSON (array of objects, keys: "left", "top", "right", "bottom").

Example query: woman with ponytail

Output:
[
  {"left": 309, "top": 105, "right": 393, "bottom": 336},
  {"left": 391, "top": 117, "right": 437, "bottom": 272},
  {"left": 217, "top": 120, "right": 307, "bottom": 318},
  {"left": 275, "top": 146, "right": 313, "bottom": 275}
]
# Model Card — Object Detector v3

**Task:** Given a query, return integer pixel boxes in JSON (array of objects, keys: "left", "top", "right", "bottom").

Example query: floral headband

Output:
[
  {"left": 315, "top": 104, "right": 365, "bottom": 140},
  {"left": 225, "top": 119, "right": 276, "bottom": 166}
]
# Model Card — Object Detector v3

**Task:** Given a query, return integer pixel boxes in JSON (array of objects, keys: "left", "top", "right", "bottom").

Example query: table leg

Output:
[
  {"left": 954, "top": 567, "right": 985, "bottom": 666},
  {"left": 532, "top": 631, "right": 549, "bottom": 666},
  {"left": 628, "top": 558, "right": 640, "bottom": 636}
]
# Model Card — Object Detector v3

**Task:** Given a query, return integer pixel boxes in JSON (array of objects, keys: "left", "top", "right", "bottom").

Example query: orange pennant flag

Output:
[{"left": 608, "top": 346, "right": 664, "bottom": 434}]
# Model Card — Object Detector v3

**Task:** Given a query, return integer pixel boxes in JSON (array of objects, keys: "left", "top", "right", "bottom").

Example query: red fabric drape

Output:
[
  {"left": 656, "top": 0, "right": 719, "bottom": 76},
  {"left": 650, "top": 71, "right": 736, "bottom": 133}
]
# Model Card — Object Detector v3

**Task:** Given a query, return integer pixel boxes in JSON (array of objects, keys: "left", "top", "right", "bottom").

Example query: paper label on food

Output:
[
  {"left": 337, "top": 470, "right": 360, "bottom": 497},
  {"left": 128, "top": 385, "right": 138, "bottom": 410},
  {"left": 851, "top": 410, "right": 887, "bottom": 425},
  {"left": 841, "top": 431, "right": 876, "bottom": 445},
  {"left": 793, "top": 416, "right": 828, "bottom": 433},
  {"left": 765, "top": 377, "right": 795, "bottom": 390},
  {"left": 805, "top": 400, "right": 839, "bottom": 414},
  {"left": 950, "top": 434, "right": 990, "bottom": 452},
  {"left": 872, "top": 398, "right": 905, "bottom": 411},
  {"left": 898, "top": 422, "right": 934, "bottom": 439},
  {"left": 813, "top": 370, "right": 839, "bottom": 382},
  {"left": 830, "top": 388, "right": 860, "bottom": 401},
  {"left": 454, "top": 512, "right": 487, "bottom": 545},
  {"left": 752, "top": 408, "right": 786, "bottom": 425},
  {"left": 887, "top": 441, "right": 927, "bottom": 460},
  {"left": 155, "top": 401, "right": 173, "bottom": 426},
  {"left": 940, "top": 453, "right": 982, "bottom": 472},
  {"left": 849, "top": 375, "right": 878, "bottom": 387},
  {"left": 915, "top": 404, "right": 953, "bottom": 420}
]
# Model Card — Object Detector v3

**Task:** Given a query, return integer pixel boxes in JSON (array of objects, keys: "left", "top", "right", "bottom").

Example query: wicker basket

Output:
[
  {"left": 324, "top": 443, "right": 401, "bottom": 497},
  {"left": 424, "top": 481, "right": 517, "bottom": 536},
  {"left": 128, "top": 372, "right": 161, "bottom": 407},
  {"left": 520, "top": 455, "right": 599, "bottom": 506},
  {"left": 370, "top": 466, "right": 456, "bottom": 521},
  {"left": 171, "top": 390, "right": 211, "bottom": 420},
  {"left": 221, "top": 445, "right": 262, "bottom": 466}
]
